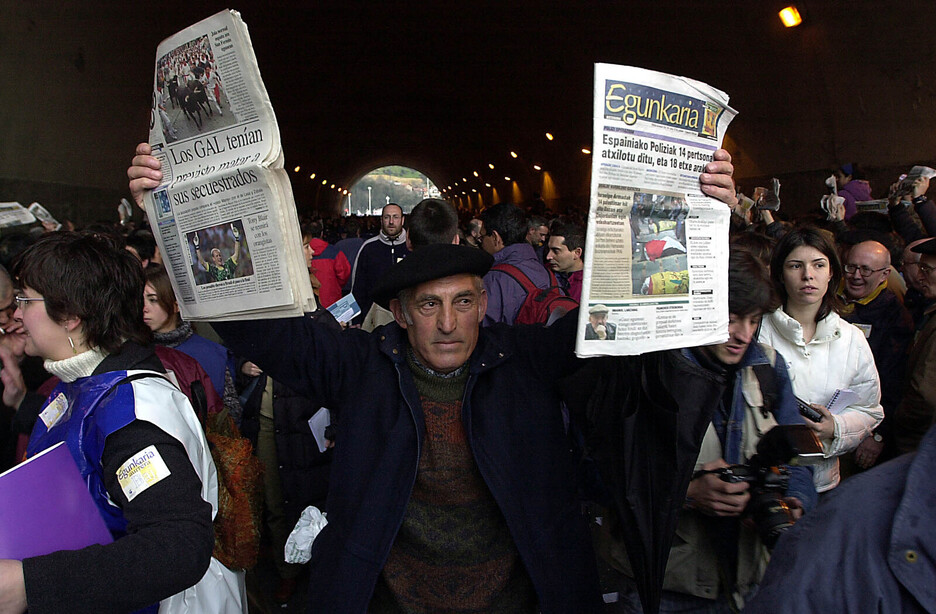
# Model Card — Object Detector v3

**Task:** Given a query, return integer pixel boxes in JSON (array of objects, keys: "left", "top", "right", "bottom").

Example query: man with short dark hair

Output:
[
  {"left": 465, "top": 218, "right": 483, "bottom": 248},
  {"left": 350, "top": 203, "right": 409, "bottom": 321},
  {"left": 479, "top": 203, "right": 551, "bottom": 325},
  {"left": 125, "top": 231, "right": 162, "bottom": 268},
  {"left": 405, "top": 198, "right": 459, "bottom": 249},
  {"left": 546, "top": 221, "right": 585, "bottom": 301},
  {"left": 589, "top": 248, "right": 817, "bottom": 612},
  {"left": 525, "top": 215, "right": 549, "bottom": 261},
  {"left": 837, "top": 240, "right": 914, "bottom": 468}
]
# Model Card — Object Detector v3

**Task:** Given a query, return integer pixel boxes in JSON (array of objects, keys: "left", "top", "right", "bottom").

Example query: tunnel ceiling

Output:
[{"left": 3, "top": 1, "right": 935, "bottom": 215}]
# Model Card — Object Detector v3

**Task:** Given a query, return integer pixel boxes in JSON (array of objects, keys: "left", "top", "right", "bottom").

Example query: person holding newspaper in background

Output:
[{"left": 129, "top": 141, "right": 740, "bottom": 613}]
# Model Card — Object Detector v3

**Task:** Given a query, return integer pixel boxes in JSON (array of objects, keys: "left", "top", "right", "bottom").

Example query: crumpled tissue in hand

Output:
[{"left": 284, "top": 506, "right": 328, "bottom": 564}]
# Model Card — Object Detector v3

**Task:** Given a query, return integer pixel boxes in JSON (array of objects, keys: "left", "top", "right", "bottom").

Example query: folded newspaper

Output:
[
  {"left": 0, "top": 202, "right": 61, "bottom": 230},
  {"left": 142, "top": 9, "right": 315, "bottom": 321},
  {"left": 577, "top": 64, "right": 736, "bottom": 356}
]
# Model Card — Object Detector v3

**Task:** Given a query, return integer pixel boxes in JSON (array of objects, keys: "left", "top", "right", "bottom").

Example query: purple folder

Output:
[{"left": 0, "top": 442, "right": 113, "bottom": 560}]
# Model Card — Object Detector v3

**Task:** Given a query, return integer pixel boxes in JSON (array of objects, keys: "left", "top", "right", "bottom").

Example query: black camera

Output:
[{"left": 704, "top": 425, "right": 822, "bottom": 549}]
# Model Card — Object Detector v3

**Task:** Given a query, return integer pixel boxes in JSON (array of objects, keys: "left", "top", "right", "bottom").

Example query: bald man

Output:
[{"left": 839, "top": 241, "right": 915, "bottom": 468}]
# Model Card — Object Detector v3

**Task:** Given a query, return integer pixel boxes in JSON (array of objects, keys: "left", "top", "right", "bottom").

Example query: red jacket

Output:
[{"left": 309, "top": 237, "right": 351, "bottom": 308}]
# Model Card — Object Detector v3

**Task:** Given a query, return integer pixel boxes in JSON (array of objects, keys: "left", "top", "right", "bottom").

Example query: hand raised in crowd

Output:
[
  {"left": 128, "top": 142, "right": 163, "bottom": 209},
  {"left": 854, "top": 433, "right": 884, "bottom": 469},
  {"left": 912, "top": 175, "right": 930, "bottom": 199},
  {"left": 0, "top": 344, "right": 26, "bottom": 411},
  {"left": 700, "top": 149, "right": 739, "bottom": 208},
  {"left": 887, "top": 181, "right": 904, "bottom": 208},
  {"left": 241, "top": 361, "right": 262, "bottom": 377},
  {"left": 686, "top": 458, "right": 751, "bottom": 517},
  {"left": 803, "top": 403, "right": 836, "bottom": 440}
]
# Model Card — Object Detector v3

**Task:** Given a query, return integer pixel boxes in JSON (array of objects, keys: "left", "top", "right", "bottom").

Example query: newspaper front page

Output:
[
  {"left": 576, "top": 64, "right": 737, "bottom": 356},
  {"left": 142, "top": 10, "right": 314, "bottom": 321}
]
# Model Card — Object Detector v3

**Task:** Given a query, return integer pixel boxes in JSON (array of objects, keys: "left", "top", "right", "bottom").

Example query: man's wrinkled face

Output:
[
  {"left": 381, "top": 205, "right": 404, "bottom": 238},
  {"left": 918, "top": 254, "right": 936, "bottom": 299},
  {"left": 546, "top": 236, "right": 582, "bottom": 273},
  {"left": 903, "top": 246, "right": 924, "bottom": 292},
  {"left": 706, "top": 312, "right": 761, "bottom": 366},
  {"left": 843, "top": 242, "right": 889, "bottom": 301},
  {"left": 390, "top": 274, "right": 487, "bottom": 374},
  {"left": 527, "top": 225, "right": 548, "bottom": 247}
]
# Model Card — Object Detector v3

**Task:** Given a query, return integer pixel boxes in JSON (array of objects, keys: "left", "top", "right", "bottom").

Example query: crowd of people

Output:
[{"left": 0, "top": 149, "right": 932, "bottom": 613}]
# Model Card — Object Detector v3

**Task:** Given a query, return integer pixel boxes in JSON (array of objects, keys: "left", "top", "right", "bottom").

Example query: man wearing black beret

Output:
[
  {"left": 210, "top": 243, "right": 601, "bottom": 612},
  {"left": 127, "top": 144, "right": 740, "bottom": 614}
]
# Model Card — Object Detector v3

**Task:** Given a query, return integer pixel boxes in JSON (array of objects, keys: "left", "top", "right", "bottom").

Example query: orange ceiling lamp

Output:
[{"left": 779, "top": 6, "right": 802, "bottom": 27}]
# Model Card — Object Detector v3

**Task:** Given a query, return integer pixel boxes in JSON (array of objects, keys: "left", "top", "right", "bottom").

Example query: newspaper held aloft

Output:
[
  {"left": 577, "top": 64, "right": 737, "bottom": 356},
  {"left": 142, "top": 9, "right": 315, "bottom": 321}
]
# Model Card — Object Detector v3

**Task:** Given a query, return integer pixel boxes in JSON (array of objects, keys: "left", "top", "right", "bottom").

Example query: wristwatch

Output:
[{"left": 872, "top": 432, "right": 883, "bottom": 443}]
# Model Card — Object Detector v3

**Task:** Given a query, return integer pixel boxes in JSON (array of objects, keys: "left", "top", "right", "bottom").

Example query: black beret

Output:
[
  {"left": 371, "top": 243, "right": 494, "bottom": 309},
  {"left": 911, "top": 237, "right": 936, "bottom": 255}
]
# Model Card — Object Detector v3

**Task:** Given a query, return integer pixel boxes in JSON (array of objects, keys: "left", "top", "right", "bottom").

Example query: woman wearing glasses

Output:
[
  {"left": 0, "top": 232, "right": 241, "bottom": 613},
  {"left": 757, "top": 227, "right": 883, "bottom": 493}
]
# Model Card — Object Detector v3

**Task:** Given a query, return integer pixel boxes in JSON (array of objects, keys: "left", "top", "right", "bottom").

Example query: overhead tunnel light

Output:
[{"left": 779, "top": 6, "right": 802, "bottom": 27}]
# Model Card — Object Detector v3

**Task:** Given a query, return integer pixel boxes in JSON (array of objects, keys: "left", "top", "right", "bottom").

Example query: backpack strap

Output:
[
  {"left": 750, "top": 345, "right": 779, "bottom": 416},
  {"left": 492, "top": 262, "right": 559, "bottom": 293},
  {"left": 491, "top": 263, "right": 539, "bottom": 294}
]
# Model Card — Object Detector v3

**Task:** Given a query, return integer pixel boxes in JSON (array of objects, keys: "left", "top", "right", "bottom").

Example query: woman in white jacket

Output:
[{"left": 758, "top": 227, "right": 882, "bottom": 492}]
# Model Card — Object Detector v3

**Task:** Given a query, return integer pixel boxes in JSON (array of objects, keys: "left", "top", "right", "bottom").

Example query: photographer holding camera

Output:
[{"left": 598, "top": 248, "right": 818, "bottom": 613}]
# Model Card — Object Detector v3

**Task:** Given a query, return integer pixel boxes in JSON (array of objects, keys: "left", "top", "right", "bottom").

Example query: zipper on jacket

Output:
[{"left": 375, "top": 363, "right": 422, "bottom": 572}]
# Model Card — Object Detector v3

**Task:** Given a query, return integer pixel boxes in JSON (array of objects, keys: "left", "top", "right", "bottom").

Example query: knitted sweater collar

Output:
[
  {"left": 153, "top": 321, "right": 193, "bottom": 348},
  {"left": 45, "top": 347, "right": 109, "bottom": 383}
]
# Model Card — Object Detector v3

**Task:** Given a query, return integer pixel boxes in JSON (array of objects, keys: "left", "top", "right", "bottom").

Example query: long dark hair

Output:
[
  {"left": 769, "top": 226, "right": 843, "bottom": 322},
  {"left": 144, "top": 264, "right": 181, "bottom": 331},
  {"left": 12, "top": 231, "right": 152, "bottom": 354}
]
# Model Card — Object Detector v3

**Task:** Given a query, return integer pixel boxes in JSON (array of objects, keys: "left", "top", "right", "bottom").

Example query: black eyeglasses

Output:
[{"left": 843, "top": 264, "right": 888, "bottom": 277}]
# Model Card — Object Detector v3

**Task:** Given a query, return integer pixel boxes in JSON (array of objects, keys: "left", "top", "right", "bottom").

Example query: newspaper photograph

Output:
[
  {"left": 577, "top": 64, "right": 737, "bottom": 356},
  {"left": 142, "top": 9, "right": 314, "bottom": 321}
]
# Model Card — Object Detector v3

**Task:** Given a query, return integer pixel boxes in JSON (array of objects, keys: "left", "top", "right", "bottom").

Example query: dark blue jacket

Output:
[
  {"left": 213, "top": 312, "right": 602, "bottom": 613},
  {"left": 746, "top": 423, "right": 936, "bottom": 613}
]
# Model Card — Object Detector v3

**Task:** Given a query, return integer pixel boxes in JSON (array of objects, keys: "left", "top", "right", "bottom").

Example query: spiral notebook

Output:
[{"left": 827, "top": 389, "right": 860, "bottom": 415}]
